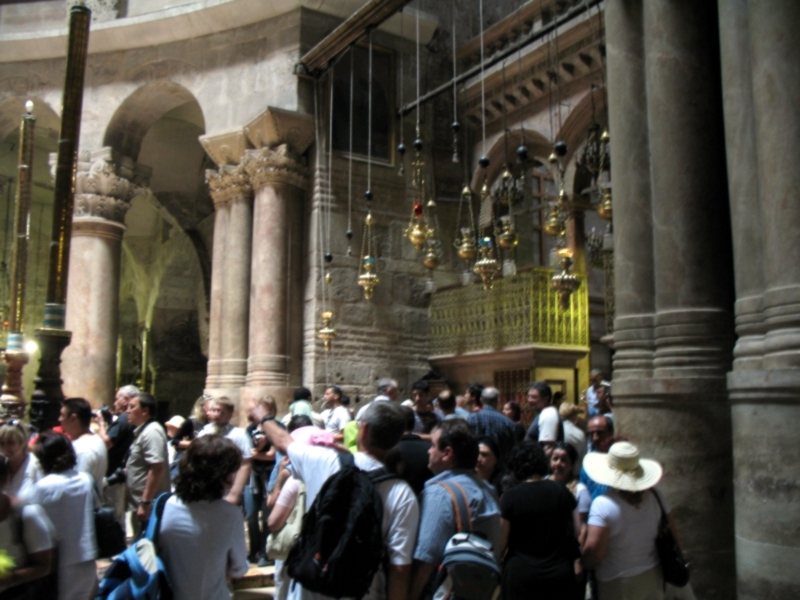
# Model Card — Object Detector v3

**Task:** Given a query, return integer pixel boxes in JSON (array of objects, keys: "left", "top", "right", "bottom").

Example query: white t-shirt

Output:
[
  {"left": 563, "top": 420, "right": 587, "bottom": 468},
  {"left": 587, "top": 488, "right": 667, "bottom": 582},
  {"left": 574, "top": 481, "right": 591, "bottom": 514},
  {"left": 286, "top": 443, "right": 420, "bottom": 600},
  {"left": 0, "top": 503, "right": 56, "bottom": 594},
  {"left": 4, "top": 453, "right": 42, "bottom": 500},
  {"left": 199, "top": 423, "right": 253, "bottom": 459},
  {"left": 355, "top": 395, "right": 391, "bottom": 421},
  {"left": 321, "top": 406, "right": 352, "bottom": 433},
  {"left": 29, "top": 469, "right": 97, "bottom": 566},
  {"left": 538, "top": 406, "right": 561, "bottom": 442},
  {"left": 73, "top": 432, "right": 108, "bottom": 490},
  {"left": 159, "top": 496, "right": 249, "bottom": 600}
]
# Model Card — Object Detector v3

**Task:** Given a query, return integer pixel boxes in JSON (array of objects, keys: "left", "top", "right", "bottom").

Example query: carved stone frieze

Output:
[
  {"left": 206, "top": 163, "right": 253, "bottom": 209},
  {"left": 243, "top": 144, "right": 309, "bottom": 191},
  {"left": 66, "top": 0, "right": 119, "bottom": 22}
]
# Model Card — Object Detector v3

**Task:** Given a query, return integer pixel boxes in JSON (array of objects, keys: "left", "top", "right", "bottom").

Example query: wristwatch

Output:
[
  {"left": 260, "top": 415, "right": 275, "bottom": 425},
  {"left": 140, "top": 500, "right": 153, "bottom": 507}
]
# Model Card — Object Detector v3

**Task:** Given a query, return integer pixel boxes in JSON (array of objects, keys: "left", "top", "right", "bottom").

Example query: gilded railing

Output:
[{"left": 429, "top": 268, "right": 589, "bottom": 356}]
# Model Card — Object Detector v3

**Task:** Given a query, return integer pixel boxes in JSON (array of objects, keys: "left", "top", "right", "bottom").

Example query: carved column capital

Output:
[
  {"left": 243, "top": 145, "right": 309, "bottom": 191},
  {"left": 244, "top": 107, "right": 315, "bottom": 156},
  {"left": 206, "top": 163, "right": 253, "bottom": 209},
  {"left": 70, "top": 148, "right": 150, "bottom": 224}
]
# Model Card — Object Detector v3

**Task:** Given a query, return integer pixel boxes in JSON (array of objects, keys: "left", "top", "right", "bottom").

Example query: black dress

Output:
[{"left": 500, "top": 479, "right": 579, "bottom": 600}]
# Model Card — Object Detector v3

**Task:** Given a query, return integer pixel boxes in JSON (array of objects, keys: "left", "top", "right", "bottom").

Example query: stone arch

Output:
[
  {"left": 103, "top": 80, "right": 203, "bottom": 161},
  {"left": 556, "top": 86, "right": 608, "bottom": 168}
]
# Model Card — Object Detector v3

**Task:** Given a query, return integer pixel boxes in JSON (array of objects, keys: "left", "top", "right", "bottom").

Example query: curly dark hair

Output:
[
  {"left": 506, "top": 441, "right": 549, "bottom": 481},
  {"left": 34, "top": 431, "right": 77, "bottom": 474},
  {"left": 174, "top": 435, "right": 242, "bottom": 503}
]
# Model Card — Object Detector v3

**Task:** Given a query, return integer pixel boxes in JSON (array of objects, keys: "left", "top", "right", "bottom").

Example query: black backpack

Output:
[{"left": 286, "top": 452, "right": 396, "bottom": 599}]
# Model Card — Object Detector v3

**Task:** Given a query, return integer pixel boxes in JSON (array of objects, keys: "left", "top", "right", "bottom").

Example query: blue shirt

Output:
[
  {"left": 579, "top": 463, "right": 608, "bottom": 500},
  {"left": 467, "top": 405, "right": 517, "bottom": 462},
  {"left": 413, "top": 469, "right": 502, "bottom": 566}
]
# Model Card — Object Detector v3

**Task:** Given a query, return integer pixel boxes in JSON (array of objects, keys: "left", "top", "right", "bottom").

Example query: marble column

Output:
[
  {"left": 61, "top": 148, "right": 147, "bottom": 407},
  {"left": 203, "top": 183, "right": 229, "bottom": 389},
  {"left": 605, "top": 0, "right": 655, "bottom": 380},
  {"left": 612, "top": 2, "right": 737, "bottom": 597},
  {"left": 205, "top": 163, "right": 252, "bottom": 399},
  {"left": 235, "top": 107, "right": 314, "bottom": 415},
  {"left": 727, "top": 2, "right": 800, "bottom": 598},
  {"left": 241, "top": 144, "right": 308, "bottom": 413}
]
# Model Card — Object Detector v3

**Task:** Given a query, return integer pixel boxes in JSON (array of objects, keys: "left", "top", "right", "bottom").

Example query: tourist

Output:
[
  {"left": 281, "top": 387, "right": 324, "bottom": 429},
  {"left": 525, "top": 381, "right": 564, "bottom": 456},
  {"left": 158, "top": 435, "right": 249, "bottom": 600},
  {"left": 582, "top": 370, "right": 604, "bottom": 417},
  {"left": 386, "top": 405, "right": 433, "bottom": 497},
  {"left": 0, "top": 420, "right": 41, "bottom": 499},
  {"left": 59, "top": 397, "right": 108, "bottom": 489},
  {"left": 463, "top": 383, "right": 484, "bottom": 412},
  {"left": 558, "top": 402, "right": 587, "bottom": 467},
  {"left": 94, "top": 385, "right": 137, "bottom": 522},
  {"left": 199, "top": 396, "right": 252, "bottom": 505},
  {"left": 0, "top": 454, "right": 55, "bottom": 599},
  {"left": 498, "top": 441, "right": 580, "bottom": 600},
  {"left": 125, "top": 392, "right": 171, "bottom": 537},
  {"left": 501, "top": 400, "right": 526, "bottom": 445},
  {"left": 355, "top": 377, "right": 399, "bottom": 420},
  {"left": 29, "top": 432, "right": 97, "bottom": 600},
  {"left": 411, "top": 380, "right": 440, "bottom": 435},
  {"left": 245, "top": 396, "right": 278, "bottom": 566},
  {"left": 172, "top": 394, "right": 213, "bottom": 451},
  {"left": 320, "top": 385, "right": 351, "bottom": 440},
  {"left": 582, "top": 442, "right": 676, "bottom": 600},
  {"left": 410, "top": 419, "right": 501, "bottom": 600},
  {"left": 436, "top": 389, "right": 468, "bottom": 420},
  {"left": 262, "top": 401, "right": 419, "bottom": 600},
  {"left": 475, "top": 437, "right": 503, "bottom": 497},
  {"left": 467, "top": 387, "right": 516, "bottom": 465}
]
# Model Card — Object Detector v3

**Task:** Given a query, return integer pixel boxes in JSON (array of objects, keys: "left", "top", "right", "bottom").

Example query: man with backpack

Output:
[
  {"left": 409, "top": 419, "right": 502, "bottom": 600},
  {"left": 261, "top": 401, "right": 420, "bottom": 600}
]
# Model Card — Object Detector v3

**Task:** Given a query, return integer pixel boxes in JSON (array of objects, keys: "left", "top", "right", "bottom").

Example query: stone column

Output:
[
  {"left": 719, "top": 0, "right": 765, "bottom": 372},
  {"left": 200, "top": 128, "right": 252, "bottom": 407},
  {"left": 203, "top": 184, "right": 229, "bottom": 389},
  {"left": 61, "top": 148, "right": 147, "bottom": 406},
  {"left": 205, "top": 163, "right": 252, "bottom": 398},
  {"left": 238, "top": 107, "right": 314, "bottom": 414},
  {"left": 605, "top": 0, "right": 655, "bottom": 379},
  {"left": 613, "top": 2, "right": 737, "bottom": 597},
  {"left": 727, "top": 2, "right": 800, "bottom": 597}
]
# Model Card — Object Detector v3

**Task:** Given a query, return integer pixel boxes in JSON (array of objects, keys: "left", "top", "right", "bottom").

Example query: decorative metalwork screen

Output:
[{"left": 429, "top": 268, "right": 589, "bottom": 356}]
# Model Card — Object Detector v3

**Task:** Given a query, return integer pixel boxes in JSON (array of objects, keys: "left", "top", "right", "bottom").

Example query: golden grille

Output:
[{"left": 429, "top": 268, "right": 589, "bottom": 356}]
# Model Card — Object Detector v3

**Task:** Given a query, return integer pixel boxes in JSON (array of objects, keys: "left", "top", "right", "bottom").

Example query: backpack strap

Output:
[
  {"left": 366, "top": 467, "right": 397, "bottom": 485},
  {"left": 438, "top": 481, "right": 472, "bottom": 533},
  {"left": 145, "top": 491, "right": 172, "bottom": 545},
  {"left": 337, "top": 450, "right": 355, "bottom": 469}
]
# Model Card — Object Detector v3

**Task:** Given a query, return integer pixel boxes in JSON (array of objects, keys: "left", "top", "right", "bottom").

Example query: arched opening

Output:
[{"left": 109, "top": 83, "right": 213, "bottom": 413}]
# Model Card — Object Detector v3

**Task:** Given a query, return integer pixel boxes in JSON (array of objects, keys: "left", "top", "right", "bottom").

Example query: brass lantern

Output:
[
  {"left": 317, "top": 311, "right": 336, "bottom": 352},
  {"left": 473, "top": 237, "right": 500, "bottom": 290},
  {"left": 551, "top": 249, "right": 581, "bottom": 309}
]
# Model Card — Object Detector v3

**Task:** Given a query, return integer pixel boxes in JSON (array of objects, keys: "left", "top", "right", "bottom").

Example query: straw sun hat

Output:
[{"left": 583, "top": 441, "right": 663, "bottom": 492}]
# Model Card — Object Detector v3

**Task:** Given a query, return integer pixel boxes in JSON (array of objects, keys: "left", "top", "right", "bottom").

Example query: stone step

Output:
[{"left": 233, "top": 587, "right": 276, "bottom": 600}]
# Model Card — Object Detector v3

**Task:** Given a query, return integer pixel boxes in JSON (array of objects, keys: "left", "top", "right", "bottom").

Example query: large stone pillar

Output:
[
  {"left": 61, "top": 148, "right": 147, "bottom": 406},
  {"left": 239, "top": 107, "right": 314, "bottom": 414},
  {"left": 727, "top": 2, "right": 800, "bottom": 598},
  {"left": 200, "top": 128, "right": 253, "bottom": 407},
  {"left": 613, "top": 2, "right": 737, "bottom": 597},
  {"left": 605, "top": 0, "right": 655, "bottom": 380}
]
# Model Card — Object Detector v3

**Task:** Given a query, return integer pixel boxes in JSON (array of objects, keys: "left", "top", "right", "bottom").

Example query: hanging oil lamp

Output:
[
  {"left": 473, "top": 236, "right": 500, "bottom": 290},
  {"left": 358, "top": 209, "right": 379, "bottom": 301},
  {"left": 597, "top": 186, "right": 613, "bottom": 221},
  {"left": 551, "top": 248, "right": 581, "bottom": 309},
  {"left": 317, "top": 310, "right": 336, "bottom": 352}
]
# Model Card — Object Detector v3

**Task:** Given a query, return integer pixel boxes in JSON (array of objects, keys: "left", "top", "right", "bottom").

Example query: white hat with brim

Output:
[
  {"left": 583, "top": 441, "right": 663, "bottom": 492},
  {"left": 165, "top": 416, "right": 185, "bottom": 430}
]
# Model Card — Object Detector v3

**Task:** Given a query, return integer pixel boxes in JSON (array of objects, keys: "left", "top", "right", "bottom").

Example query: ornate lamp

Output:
[
  {"left": 473, "top": 237, "right": 500, "bottom": 290},
  {"left": 317, "top": 311, "right": 336, "bottom": 352},
  {"left": 551, "top": 248, "right": 581, "bottom": 309},
  {"left": 358, "top": 211, "right": 379, "bottom": 301}
]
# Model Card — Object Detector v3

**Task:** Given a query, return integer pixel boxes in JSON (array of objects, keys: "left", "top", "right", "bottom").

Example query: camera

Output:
[{"left": 105, "top": 467, "right": 126, "bottom": 486}]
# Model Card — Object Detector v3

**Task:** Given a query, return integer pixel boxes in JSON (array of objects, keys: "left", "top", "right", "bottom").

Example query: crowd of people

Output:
[{"left": 0, "top": 372, "right": 682, "bottom": 600}]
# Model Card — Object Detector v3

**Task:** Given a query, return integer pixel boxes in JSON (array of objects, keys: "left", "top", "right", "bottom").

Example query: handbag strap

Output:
[
  {"left": 651, "top": 489, "right": 669, "bottom": 526},
  {"left": 438, "top": 481, "right": 472, "bottom": 533}
]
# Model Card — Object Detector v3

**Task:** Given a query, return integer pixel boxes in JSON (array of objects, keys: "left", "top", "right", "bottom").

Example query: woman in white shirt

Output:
[
  {"left": 158, "top": 435, "right": 248, "bottom": 600},
  {"left": 582, "top": 442, "right": 680, "bottom": 600},
  {"left": 30, "top": 432, "right": 97, "bottom": 600},
  {"left": 0, "top": 421, "right": 42, "bottom": 500}
]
